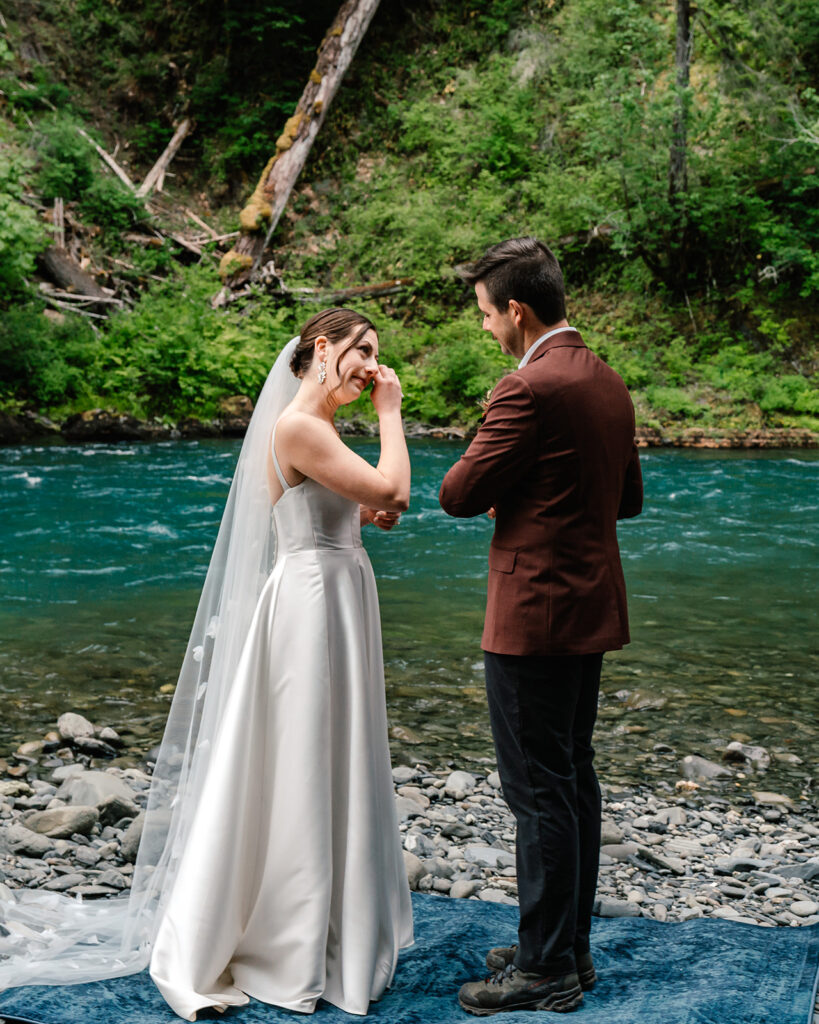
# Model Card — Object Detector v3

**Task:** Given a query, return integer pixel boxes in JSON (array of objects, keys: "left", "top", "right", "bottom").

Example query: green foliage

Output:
[
  {"left": 0, "top": 150, "right": 47, "bottom": 301},
  {"left": 33, "top": 116, "right": 95, "bottom": 199},
  {"left": 0, "top": 304, "right": 98, "bottom": 403},
  {"left": 95, "top": 267, "right": 297, "bottom": 417},
  {"left": 78, "top": 177, "right": 144, "bottom": 236}
]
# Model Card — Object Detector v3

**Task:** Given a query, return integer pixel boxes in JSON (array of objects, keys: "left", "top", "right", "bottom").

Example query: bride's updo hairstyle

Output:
[{"left": 290, "top": 307, "right": 377, "bottom": 384}]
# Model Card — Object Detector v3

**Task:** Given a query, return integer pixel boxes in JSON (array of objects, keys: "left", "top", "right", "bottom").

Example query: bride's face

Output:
[{"left": 324, "top": 329, "right": 380, "bottom": 405}]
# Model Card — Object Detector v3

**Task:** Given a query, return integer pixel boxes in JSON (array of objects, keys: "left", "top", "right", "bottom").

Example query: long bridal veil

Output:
[{"left": 0, "top": 338, "right": 301, "bottom": 988}]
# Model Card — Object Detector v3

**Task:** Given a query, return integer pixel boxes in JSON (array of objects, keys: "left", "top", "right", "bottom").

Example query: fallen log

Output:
[
  {"left": 220, "top": 0, "right": 382, "bottom": 289},
  {"left": 76, "top": 128, "right": 135, "bottom": 190},
  {"left": 38, "top": 247, "right": 108, "bottom": 300},
  {"left": 266, "top": 277, "right": 414, "bottom": 303},
  {"left": 137, "top": 119, "right": 192, "bottom": 198}
]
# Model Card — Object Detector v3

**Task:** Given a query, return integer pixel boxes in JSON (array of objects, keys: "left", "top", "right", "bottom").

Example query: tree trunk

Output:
[
  {"left": 137, "top": 119, "right": 192, "bottom": 198},
  {"left": 38, "top": 247, "right": 108, "bottom": 300},
  {"left": 669, "top": 0, "right": 692, "bottom": 203},
  {"left": 219, "top": 0, "right": 382, "bottom": 290}
]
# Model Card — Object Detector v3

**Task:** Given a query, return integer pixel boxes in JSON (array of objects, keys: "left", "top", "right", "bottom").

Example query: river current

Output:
[{"left": 1, "top": 440, "right": 816, "bottom": 799}]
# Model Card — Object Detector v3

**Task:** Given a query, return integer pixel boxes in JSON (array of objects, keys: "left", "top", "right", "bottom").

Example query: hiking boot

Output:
[
  {"left": 485, "top": 946, "right": 597, "bottom": 990},
  {"left": 458, "top": 964, "right": 583, "bottom": 1016}
]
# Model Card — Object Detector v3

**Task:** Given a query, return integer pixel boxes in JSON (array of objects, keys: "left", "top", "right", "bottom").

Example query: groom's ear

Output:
[{"left": 508, "top": 299, "right": 525, "bottom": 327}]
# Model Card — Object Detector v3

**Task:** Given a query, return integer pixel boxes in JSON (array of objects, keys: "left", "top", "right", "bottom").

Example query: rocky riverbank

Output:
[
  {"left": 0, "top": 407, "right": 815, "bottom": 448},
  {"left": 1, "top": 713, "right": 817, "bottom": 930},
  {"left": 2, "top": 713, "right": 819, "bottom": 1017}
]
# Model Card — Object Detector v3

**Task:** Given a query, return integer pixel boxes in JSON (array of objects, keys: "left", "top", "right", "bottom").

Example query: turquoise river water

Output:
[{"left": 0, "top": 440, "right": 816, "bottom": 800}]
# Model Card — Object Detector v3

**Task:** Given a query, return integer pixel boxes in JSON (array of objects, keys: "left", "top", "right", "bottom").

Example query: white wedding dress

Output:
[{"left": 149, "top": 431, "right": 413, "bottom": 1020}]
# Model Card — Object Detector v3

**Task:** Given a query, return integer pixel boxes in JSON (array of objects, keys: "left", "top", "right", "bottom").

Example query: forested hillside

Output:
[{"left": 1, "top": 0, "right": 817, "bottom": 438}]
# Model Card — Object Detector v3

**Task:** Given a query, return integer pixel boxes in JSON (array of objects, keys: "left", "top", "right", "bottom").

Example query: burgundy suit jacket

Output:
[{"left": 439, "top": 330, "right": 643, "bottom": 656}]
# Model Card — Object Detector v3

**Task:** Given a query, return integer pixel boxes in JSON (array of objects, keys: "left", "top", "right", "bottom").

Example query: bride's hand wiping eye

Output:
[{"left": 370, "top": 365, "right": 403, "bottom": 416}]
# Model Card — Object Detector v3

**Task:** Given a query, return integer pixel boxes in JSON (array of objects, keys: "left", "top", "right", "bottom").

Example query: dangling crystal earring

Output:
[{"left": 317, "top": 360, "right": 327, "bottom": 384}]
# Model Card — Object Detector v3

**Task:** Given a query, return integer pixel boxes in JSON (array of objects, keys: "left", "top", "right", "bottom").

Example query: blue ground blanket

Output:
[{"left": 1, "top": 892, "right": 818, "bottom": 1024}]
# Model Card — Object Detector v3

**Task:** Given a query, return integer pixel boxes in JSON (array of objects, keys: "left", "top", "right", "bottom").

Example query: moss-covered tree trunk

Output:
[{"left": 218, "top": 0, "right": 382, "bottom": 290}]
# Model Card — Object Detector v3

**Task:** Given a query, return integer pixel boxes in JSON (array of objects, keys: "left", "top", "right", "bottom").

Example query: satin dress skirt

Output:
[{"left": 150, "top": 482, "right": 413, "bottom": 1020}]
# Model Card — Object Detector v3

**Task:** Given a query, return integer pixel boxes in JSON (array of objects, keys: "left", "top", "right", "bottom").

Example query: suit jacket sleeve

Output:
[
  {"left": 439, "top": 373, "right": 537, "bottom": 518},
  {"left": 617, "top": 444, "right": 643, "bottom": 520}
]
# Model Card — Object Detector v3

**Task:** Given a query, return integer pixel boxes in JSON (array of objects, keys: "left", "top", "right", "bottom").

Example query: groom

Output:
[{"left": 439, "top": 237, "right": 643, "bottom": 1016}]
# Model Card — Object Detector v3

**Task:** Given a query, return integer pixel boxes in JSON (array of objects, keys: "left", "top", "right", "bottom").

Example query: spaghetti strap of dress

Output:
[{"left": 270, "top": 425, "right": 290, "bottom": 492}]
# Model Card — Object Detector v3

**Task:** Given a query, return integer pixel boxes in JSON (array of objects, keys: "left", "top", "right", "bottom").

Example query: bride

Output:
[{"left": 0, "top": 307, "right": 414, "bottom": 1019}]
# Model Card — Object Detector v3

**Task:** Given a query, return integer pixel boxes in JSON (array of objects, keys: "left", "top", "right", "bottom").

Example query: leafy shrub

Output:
[
  {"left": 644, "top": 386, "right": 705, "bottom": 420},
  {"left": 0, "top": 304, "right": 98, "bottom": 404},
  {"left": 78, "top": 177, "right": 145, "bottom": 235},
  {"left": 0, "top": 154, "right": 47, "bottom": 301},
  {"left": 33, "top": 116, "right": 95, "bottom": 200}
]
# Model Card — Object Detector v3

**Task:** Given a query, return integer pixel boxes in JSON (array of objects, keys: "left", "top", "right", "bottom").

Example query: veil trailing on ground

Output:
[{"left": 0, "top": 338, "right": 301, "bottom": 988}]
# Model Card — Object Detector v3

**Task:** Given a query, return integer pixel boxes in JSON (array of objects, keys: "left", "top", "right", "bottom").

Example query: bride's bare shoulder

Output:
[{"left": 275, "top": 410, "right": 337, "bottom": 448}]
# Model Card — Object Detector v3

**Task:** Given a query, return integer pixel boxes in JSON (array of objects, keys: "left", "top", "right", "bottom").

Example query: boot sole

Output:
[{"left": 458, "top": 986, "right": 583, "bottom": 1016}]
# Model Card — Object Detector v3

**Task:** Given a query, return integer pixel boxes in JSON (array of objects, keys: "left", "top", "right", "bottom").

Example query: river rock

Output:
[
  {"left": 24, "top": 806, "right": 99, "bottom": 839},
  {"left": 0, "top": 780, "right": 31, "bottom": 798},
  {"left": 664, "top": 837, "right": 704, "bottom": 858},
  {"left": 96, "top": 868, "right": 129, "bottom": 890},
  {"left": 790, "top": 900, "right": 819, "bottom": 917},
  {"left": 486, "top": 771, "right": 501, "bottom": 790},
  {"left": 422, "top": 857, "right": 455, "bottom": 880},
  {"left": 395, "top": 796, "right": 424, "bottom": 823},
  {"left": 600, "top": 821, "right": 624, "bottom": 845},
  {"left": 0, "top": 824, "right": 53, "bottom": 858},
  {"left": 681, "top": 755, "right": 732, "bottom": 781},
  {"left": 17, "top": 741, "right": 45, "bottom": 757},
  {"left": 478, "top": 888, "right": 517, "bottom": 905},
  {"left": 777, "top": 860, "right": 819, "bottom": 881},
  {"left": 57, "top": 771, "right": 136, "bottom": 808},
  {"left": 752, "top": 791, "right": 794, "bottom": 809},
  {"left": 445, "top": 771, "right": 477, "bottom": 800},
  {"left": 51, "top": 764, "right": 85, "bottom": 783},
  {"left": 723, "top": 742, "right": 770, "bottom": 771},
  {"left": 392, "top": 766, "right": 418, "bottom": 785},
  {"left": 98, "top": 727, "right": 124, "bottom": 747},
  {"left": 97, "top": 794, "right": 141, "bottom": 827},
  {"left": 404, "top": 832, "right": 437, "bottom": 858},
  {"left": 450, "top": 879, "right": 482, "bottom": 899},
  {"left": 714, "top": 855, "right": 770, "bottom": 875},
  {"left": 120, "top": 812, "right": 145, "bottom": 863},
  {"left": 441, "top": 822, "right": 473, "bottom": 839},
  {"left": 599, "top": 842, "right": 639, "bottom": 862},
  {"left": 463, "top": 844, "right": 516, "bottom": 870},
  {"left": 74, "top": 737, "right": 118, "bottom": 758},
  {"left": 39, "top": 873, "right": 87, "bottom": 892},
  {"left": 655, "top": 806, "right": 687, "bottom": 826},
  {"left": 397, "top": 786, "right": 430, "bottom": 810},
  {"left": 73, "top": 845, "right": 101, "bottom": 867},
  {"left": 595, "top": 896, "right": 641, "bottom": 918},
  {"left": 57, "top": 713, "right": 95, "bottom": 742}
]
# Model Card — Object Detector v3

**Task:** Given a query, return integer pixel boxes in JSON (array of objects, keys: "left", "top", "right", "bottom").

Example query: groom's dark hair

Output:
[{"left": 460, "top": 237, "right": 566, "bottom": 327}]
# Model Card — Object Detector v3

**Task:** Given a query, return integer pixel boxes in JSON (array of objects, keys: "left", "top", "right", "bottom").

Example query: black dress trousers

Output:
[{"left": 483, "top": 650, "right": 604, "bottom": 977}]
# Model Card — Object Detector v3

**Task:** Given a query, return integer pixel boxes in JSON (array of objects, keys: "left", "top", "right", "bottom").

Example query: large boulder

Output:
[
  {"left": 57, "top": 712, "right": 95, "bottom": 742},
  {"left": 57, "top": 770, "right": 136, "bottom": 808},
  {"left": 24, "top": 805, "right": 99, "bottom": 838},
  {"left": 0, "top": 824, "right": 54, "bottom": 858}
]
